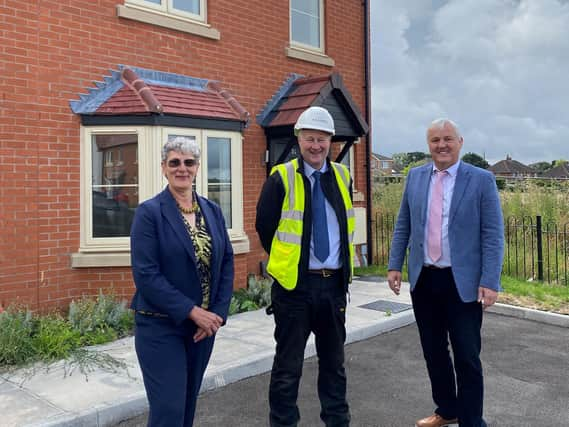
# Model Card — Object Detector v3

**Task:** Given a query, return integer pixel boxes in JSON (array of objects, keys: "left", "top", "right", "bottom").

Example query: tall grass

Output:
[
  {"left": 371, "top": 177, "right": 569, "bottom": 285},
  {"left": 373, "top": 178, "right": 569, "bottom": 223},
  {"left": 499, "top": 180, "right": 569, "bottom": 224}
]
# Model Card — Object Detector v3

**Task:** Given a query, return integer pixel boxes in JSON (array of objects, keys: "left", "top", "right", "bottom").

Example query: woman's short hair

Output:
[{"left": 161, "top": 136, "right": 201, "bottom": 162}]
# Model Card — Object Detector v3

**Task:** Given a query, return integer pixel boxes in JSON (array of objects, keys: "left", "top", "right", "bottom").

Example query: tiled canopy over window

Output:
[{"left": 69, "top": 66, "right": 249, "bottom": 267}]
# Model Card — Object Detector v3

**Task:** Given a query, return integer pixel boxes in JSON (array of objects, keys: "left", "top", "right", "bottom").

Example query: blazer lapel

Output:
[
  {"left": 160, "top": 188, "right": 198, "bottom": 266},
  {"left": 449, "top": 163, "right": 472, "bottom": 225},
  {"left": 419, "top": 165, "right": 433, "bottom": 225}
]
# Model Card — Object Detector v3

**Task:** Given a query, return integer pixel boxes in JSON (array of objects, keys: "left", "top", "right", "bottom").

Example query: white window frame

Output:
[
  {"left": 117, "top": 0, "right": 220, "bottom": 40},
  {"left": 339, "top": 142, "right": 356, "bottom": 190},
  {"left": 72, "top": 125, "right": 247, "bottom": 267},
  {"left": 289, "top": 0, "right": 325, "bottom": 53},
  {"left": 203, "top": 129, "right": 245, "bottom": 242},
  {"left": 125, "top": 0, "right": 206, "bottom": 23}
]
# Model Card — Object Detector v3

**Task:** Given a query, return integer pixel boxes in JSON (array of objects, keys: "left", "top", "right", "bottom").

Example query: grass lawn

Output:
[{"left": 354, "top": 266, "right": 569, "bottom": 315}]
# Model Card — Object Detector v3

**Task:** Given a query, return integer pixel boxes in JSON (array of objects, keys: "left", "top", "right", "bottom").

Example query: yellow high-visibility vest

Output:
[{"left": 267, "top": 158, "right": 356, "bottom": 290}]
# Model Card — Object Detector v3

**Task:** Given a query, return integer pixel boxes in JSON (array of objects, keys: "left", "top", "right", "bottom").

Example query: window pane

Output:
[
  {"left": 172, "top": 0, "right": 200, "bottom": 14},
  {"left": 292, "top": 0, "right": 319, "bottom": 16},
  {"left": 340, "top": 146, "right": 351, "bottom": 173},
  {"left": 291, "top": 0, "right": 320, "bottom": 47},
  {"left": 91, "top": 135, "right": 138, "bottom": 237},
  {"left": 207, "top": 137, "right": 231, "bottom": 227},
  {"left": 269, "top": 138, "right": 299, "bottom": 168},
  {"left": 143, "top": 0, "right": 161, "bottom": 4}
]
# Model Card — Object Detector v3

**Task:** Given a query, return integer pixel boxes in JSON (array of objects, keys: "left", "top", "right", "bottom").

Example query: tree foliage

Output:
[
  {"left": 402, "top": 158, "right": 430, "bottom": 176},
  {"left": 529, "top": 161, "right": 553, "bottom": 173},
  {"left": 392, "top": 152, "right": 429, "bottom": 169},
  {"left": 461, "top": 152, "right": 489, "bottom": 169}
]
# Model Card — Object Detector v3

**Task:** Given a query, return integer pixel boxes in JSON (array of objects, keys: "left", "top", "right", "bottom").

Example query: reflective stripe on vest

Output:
[
  {"left": 330, "top": 162, "right": 356, "bottom": 282},
  {"left": 266, "top": 159, "right": 355, "bottom": 290}
]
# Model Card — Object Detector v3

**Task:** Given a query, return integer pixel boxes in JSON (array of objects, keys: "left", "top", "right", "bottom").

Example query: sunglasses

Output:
[{"left": 167, "top": 158, "right": 198, "bottom": 168}]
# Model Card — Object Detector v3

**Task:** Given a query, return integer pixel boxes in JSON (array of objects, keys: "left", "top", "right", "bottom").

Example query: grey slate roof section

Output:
[
  {"left": 372, "top": 153, "right": 393, "bottom": 160},
  {"left": 256, "top": 73, "right": 303, "bottom": 127},
  {"left": 69, "top": 68, "right": 123, "bottom": 114},
  {"left": 69, "top": 65, "right": 213, "bottom": 115},
  {"left": 543, "top": 163, "right": 569, "bottom": 178},
  {"left": 127, "top": 65, "right": 210, "bottom": 90}
]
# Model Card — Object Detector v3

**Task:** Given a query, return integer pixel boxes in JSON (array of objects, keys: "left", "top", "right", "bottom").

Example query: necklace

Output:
[{"left": 177, "top": 201, "right": 198, "bottom": 214}]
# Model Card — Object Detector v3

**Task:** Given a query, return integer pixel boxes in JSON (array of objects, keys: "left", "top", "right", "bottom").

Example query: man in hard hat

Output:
[{"left": 256, "top": 106, "right": 355, "bottom": 427}]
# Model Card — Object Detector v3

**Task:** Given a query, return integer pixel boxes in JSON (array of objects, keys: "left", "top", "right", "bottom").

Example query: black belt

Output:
[
  {"left": 307, "top": 268, "right": 341, "bottom": 277},
  {"left": 136, "top": 310, "right": 168, "bottom": 318},
  {"left": 423, "top": 265, "right": 451, "bottom": 270}
]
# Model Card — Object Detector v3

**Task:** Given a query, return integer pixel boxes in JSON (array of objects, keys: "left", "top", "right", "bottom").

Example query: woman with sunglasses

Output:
[{"left": 130, "top": 136, "right": 234, "bottom": 426}]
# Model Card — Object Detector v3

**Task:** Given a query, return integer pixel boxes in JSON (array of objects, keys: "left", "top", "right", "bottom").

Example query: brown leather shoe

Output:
[{"left": 415, "top": 414, "right": 458, "bottom": 427}]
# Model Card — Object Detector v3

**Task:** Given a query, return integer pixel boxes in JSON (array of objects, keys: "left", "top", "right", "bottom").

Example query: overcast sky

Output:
[{"left": 370, "top": 0, "right": 569, "bottom": 165}]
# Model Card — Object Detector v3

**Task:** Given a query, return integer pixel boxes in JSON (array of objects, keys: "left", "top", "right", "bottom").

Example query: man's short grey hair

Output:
[
  {"left": 427, "top": 118, "right": 462, "bottom": 139},
  {"left": 161, "top": 136, "right": 201, "bottom": 162}
]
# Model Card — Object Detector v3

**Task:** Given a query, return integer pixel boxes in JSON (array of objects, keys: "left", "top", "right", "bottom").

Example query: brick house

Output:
[
  {"left": 488, "top": 155, "right": 537, "bottom": 178},
  {"left": 370, "top": 153, "right": 400, "bottom": 177},
  {"left": 0, "top": 1, "right": 371, "bottom": 310},
  {"left": 542, "top": 162, "right": 569, "bottom": 179}
]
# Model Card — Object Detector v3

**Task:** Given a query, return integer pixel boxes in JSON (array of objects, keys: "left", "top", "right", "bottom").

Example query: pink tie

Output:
[{"left": 427, "top": 170, "right": 447, "bottom": 262}]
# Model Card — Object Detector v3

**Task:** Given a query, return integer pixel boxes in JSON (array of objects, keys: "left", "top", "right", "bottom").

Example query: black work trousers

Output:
[
  {"left": 412, "top": 267, "right": 486, "bottom": 427},
  {"left": 269, "top": 271, "right": 350, "bottom": 427}
]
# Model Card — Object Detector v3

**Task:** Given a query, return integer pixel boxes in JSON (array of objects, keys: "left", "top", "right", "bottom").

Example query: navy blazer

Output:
[
  {"left": 388, "top": 162, "right": 504, "bottom": 302},
  {"left": 130, "top": 187, "right": 234, "bottom": 326}
]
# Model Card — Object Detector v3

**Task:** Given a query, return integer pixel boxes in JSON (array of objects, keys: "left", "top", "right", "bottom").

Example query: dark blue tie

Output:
[{"left": 312, "top": 171, "right": 329, "bottom": 262}]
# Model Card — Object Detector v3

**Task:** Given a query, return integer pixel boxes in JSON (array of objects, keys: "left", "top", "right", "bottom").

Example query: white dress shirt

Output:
[
  {"left": 423, "top": 160, "right": 461, "bottom": 267},
  {"left": 304, "top": 161, "right": 342, "bottom": 269}
]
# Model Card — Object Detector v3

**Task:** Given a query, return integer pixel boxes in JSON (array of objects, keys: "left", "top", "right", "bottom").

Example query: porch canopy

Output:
[{"left": 257, "top": 72, "right": 368, "bottom": 172}]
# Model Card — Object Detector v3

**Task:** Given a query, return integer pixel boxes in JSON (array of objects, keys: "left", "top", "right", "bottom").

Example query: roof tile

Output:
[{"left": 70, "top": 65, "right": 249, "bottom": 124}]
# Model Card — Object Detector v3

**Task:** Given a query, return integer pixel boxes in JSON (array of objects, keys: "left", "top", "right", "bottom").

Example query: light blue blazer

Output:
[{"left": 388, "top": 162, "right": 504, "bottom": 302}]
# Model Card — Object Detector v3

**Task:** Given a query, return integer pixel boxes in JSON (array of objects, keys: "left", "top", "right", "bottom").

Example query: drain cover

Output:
[{"left": 358, "top": 299, "right": 412, "bottom": 313}]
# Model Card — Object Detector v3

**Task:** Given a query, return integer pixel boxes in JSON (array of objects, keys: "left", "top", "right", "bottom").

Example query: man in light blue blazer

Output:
[{"left": 387, "top": 119, "right": 504, "bottom": 427}]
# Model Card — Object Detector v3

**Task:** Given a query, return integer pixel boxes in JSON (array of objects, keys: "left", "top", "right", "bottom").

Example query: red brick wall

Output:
[{"left": 0, "top": 0, "right": 368, "bottom": 311}]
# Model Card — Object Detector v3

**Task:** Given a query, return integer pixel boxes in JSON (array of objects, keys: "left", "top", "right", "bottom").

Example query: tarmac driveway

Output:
[{"left": 191, "top": 312, "right": 569, "bottom": 427}]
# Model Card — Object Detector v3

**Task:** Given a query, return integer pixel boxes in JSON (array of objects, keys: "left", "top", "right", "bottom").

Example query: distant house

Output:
[
  {"left": 370, "top": 153, "right": 401, "bottom": 176},
  {"left": 488, "top": 155, "right": 538, "bottom": 178},
  {"left": 542, "top": 162, "right": 569, "bottom": 179}
]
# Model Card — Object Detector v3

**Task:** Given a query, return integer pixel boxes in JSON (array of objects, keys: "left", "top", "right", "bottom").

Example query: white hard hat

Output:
[{"left": 294, "top": 106, "right": 335, "bottom": 136}]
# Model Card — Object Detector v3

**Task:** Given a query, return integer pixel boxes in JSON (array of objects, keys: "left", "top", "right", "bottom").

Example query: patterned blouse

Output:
[{"left": 179, "top": 201, "right": 212, "bottom": 309}]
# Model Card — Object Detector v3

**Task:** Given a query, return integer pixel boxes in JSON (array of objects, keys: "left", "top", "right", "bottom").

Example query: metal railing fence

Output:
[{"left": 372, "top": 213, "right": 569, "bottom": 286}]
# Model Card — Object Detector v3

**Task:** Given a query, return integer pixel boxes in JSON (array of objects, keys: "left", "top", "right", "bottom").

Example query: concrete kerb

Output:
[
  {"left": 16, "top": 282, "right": 567, "bottom": 427},
  {"left": 488, "top": 303, "right": 569, "bottom": 328},
  {"left": 26, "top": 394, "right": 148, "bottom": 427}
]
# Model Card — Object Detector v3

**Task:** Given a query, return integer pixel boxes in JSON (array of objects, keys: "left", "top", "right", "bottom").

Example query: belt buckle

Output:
[{"left": 322, "top": 269, "right": 331, "bottom": 278}]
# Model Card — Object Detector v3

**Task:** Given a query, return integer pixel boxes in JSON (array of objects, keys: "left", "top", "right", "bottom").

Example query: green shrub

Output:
[
  {"left": 32, "top": 315, "right": 82, "bottom": 361},
  {"left": 0, "top": 307, "right": 35, "bottom": 366},
  {"left": 68, "top": 290, "right": 133, "bottom": 338},
  {"left": 0, "top": 292, "right": 133, "bottom": 372},
  {"left": 229, "top": 274, "right": 272, "bottom": 315}
]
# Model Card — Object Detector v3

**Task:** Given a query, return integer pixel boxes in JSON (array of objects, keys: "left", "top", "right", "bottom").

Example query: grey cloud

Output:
[{"left": 371, "top": 0, "right": 569, "bottom": 164}]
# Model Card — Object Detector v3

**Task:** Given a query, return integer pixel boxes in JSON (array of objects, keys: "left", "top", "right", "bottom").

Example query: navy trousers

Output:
[
  {"left": 134, "top": 313, "right": 215, "bottom": 427},
  {"left": 269, "top": 271, "right": 350, "bottom": 427},
  {"left": 412, "top": 267, "right": 486, "bottom": 427}
]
